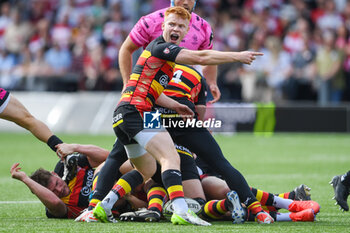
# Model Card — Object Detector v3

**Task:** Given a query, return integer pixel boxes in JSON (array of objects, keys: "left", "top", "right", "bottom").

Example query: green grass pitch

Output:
[{"left": 0, "top": 132, "right": 349, "bottom": 232}]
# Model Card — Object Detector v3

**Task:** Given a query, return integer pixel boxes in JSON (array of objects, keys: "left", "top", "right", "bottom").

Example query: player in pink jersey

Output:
[{"left": 119, "top": 0, "right": 220, "bottom": 103}]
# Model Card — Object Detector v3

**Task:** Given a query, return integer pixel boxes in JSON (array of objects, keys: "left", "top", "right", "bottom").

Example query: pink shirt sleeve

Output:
[
  {"left": 179, "top": 12, "right": 214, "bottom": 51},
  {"left": 198, "top": 18, "right": 214, "bottom": 50},
  {"left": 129, "top": 9, "right": 165, "bottom": 49}
]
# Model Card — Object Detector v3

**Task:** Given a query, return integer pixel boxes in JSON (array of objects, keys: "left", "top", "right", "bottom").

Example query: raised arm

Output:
[
  {"left": 10, "top": 163, "right": 67, "bottom": 217},
  {"left": 55, "top": 143, "right": 109, "bottom": 168},
  {"left": 119, "top": 36, "right": 140, "bottom": 90},
  {"left": 175, "top": 49, "right": 263, "bottom": 66},
  {"left": 202, "top": 65, "right": 220, "bottom": 103}
]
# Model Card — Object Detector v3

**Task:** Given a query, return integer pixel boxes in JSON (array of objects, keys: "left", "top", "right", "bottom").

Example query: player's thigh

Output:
[
  {"left": 143, "top": 131, "right": 179, "bottom": 164},
  {"left": 130, "top": 152, "right": 157, "bottom": 180},
  {"left": 0, "top": 95, "right": 32, "bottom": 123},
  {"left": 201, "top": 176, "right": 230, "bottom": 200},
  {"left": 183, "top": 179, "right": 206, "bottom": 200}
]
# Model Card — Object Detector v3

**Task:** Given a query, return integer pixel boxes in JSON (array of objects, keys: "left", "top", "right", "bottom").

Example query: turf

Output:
[{"left": 1, "top": 132, "right": 349, "bottom": 232}]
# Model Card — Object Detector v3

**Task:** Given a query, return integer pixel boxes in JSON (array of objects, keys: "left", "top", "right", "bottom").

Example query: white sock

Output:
[
  {"left": 273, "top": 196, "right": 293, "bottom": 210},
  {"left": 101, "top": 191, "right": 119, "bottom": 210},
  {"left": 276, "top": 212, "right": 292, "bottom": 221},
  {"left": 172, "top": 198, "right": 189, "bottom": 215}
]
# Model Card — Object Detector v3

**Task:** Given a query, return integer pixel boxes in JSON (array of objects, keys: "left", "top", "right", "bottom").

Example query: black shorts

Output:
[
  {"left": 0, "top": 88, "right": 10, "bottom": 113},
  {"left": 195, "top": 156, "right": 222, "bottom": 179},
  {"left": 151, "top": 144, "right": 200, "bottom": 183},
  {"left": 113, "top": 105, "right": 144, "bottom": 145}
]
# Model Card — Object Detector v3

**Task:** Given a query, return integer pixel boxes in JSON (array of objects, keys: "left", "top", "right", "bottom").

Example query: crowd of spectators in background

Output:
[{"left": 1, "top": 0, "right": 350, "bottom": 106}]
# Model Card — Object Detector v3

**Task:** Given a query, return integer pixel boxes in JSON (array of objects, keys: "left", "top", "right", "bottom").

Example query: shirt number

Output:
[{"left": 172, "top": 70, "right": 183, "bottom": 83}]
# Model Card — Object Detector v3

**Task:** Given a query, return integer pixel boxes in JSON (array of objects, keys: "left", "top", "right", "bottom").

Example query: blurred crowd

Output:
[{"left": 0, "top": 0, "right": 350, "bottom": 105}]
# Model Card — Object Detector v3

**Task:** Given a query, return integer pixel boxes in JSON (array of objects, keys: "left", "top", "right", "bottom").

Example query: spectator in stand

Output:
[
  {"left": 316, "top": 0, "right": 343, "bottom": 32},
  {"left": 283, "top": 17, "right": 312, "bottom": 55},
  {"left": 102, "top": 3, "right": 131, "bottom": 57},
  {"left": 343, "top": 1, "right": 350, "bottom": 32},
  {"left": 56, "top": 0, "right": 91, "bottom": 28},
  {"left": 314, "top": 30, "right": 345, "bottom": 105},
  {"left": 262, "top": 36, "right": 293, "bottom": 102},
  {"left": 240, "top": 29, "right": 267, "bottom": 102},
  {"left": 0, "top": 2, "right": 11, "bottom": 50},
  {"left": 51, "top": 13, "right": 72, "bottom": 49},
  {"left": 283, "top": 36, "right": 317, "bottom": 101},
  {"left": 27, "top": 0, "right": 55, "bottom": 25},
  {"left": 26, "top": 46, "right": 53, "bottom": 91},
  {"left": 0, "top": 46, "right": 21, "bottom": 90},
  {"left": 88, "top": 0, "right": 108, "bottom": 37},
  {"left": 343, "top": 35, "right": 350, "bottom": 102},
  {"left": 44, "top": 42, "right": 72, "bottom": 77},
  {"left": 28, "top": 19, "right": 51, "bottom": 56},
  {"left": 83, "top": 44, "right": 114, "bottom": 90},
  {"left": 3, "top": 7, "right": 32, "bottom": 59}
]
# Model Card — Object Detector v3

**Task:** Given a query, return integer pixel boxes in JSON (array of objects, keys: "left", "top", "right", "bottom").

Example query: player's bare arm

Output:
[
  {"left": 10, "top": 163, "right": 67, "bottom": 217},
  {"left": 55, "top": 143, "right": 109, "bottom": 168},
  {"left": 202, "top": 65, "right": 220, "bottom": 103},
  {"left": 119, "top": 36, "right": 140, "bottom": 91},
  {"left": 175, "top": 49, "right": 264, "bottom": 66}
]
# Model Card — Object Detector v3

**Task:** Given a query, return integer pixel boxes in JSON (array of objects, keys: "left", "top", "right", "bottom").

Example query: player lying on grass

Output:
[
  {"left": 118, "top": 149, "right": 320, "bottom": 223},
  {"left": 10, "top": 143, "right": 113, "bottom": 219},
  {"left": 0, "top": 88, "right": 63, "bottom": 153},
  {"left": 91, "top": 6, "right": 266, "bottom": 226},
  {"left": 330, "top": 170, "right": 350, "bottom": 211}
]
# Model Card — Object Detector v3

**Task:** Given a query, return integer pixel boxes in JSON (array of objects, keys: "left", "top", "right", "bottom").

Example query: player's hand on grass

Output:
[
  {"left": 10, "top": 163, "right": 28, "bottom": 181},
  {"left": 175, "top": 104, "right": 194, "bottom": 120},
  {"left": 238, "top": 51, "right": 263, "bottom": 65}
]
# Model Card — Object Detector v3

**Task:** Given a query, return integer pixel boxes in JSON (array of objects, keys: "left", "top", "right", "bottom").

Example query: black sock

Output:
[
  {"left": 47, "top": 135, "right": 63, "bottom": 152},
  {"left": 161, "top": 169, "right": 184, "bottom": 200}
]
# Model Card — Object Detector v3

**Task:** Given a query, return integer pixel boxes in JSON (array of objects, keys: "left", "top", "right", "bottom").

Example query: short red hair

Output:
[{"left": 165, "top": 6, "right": 191, "bottom": 21}]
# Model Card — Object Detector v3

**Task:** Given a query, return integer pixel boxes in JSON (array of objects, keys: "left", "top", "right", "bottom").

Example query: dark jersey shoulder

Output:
[
  {"left": 195, "top": 73, "right": 207, "bottom": 106},
  {"left": 146, "top": 36, "right": 183, "bottom": 62}
]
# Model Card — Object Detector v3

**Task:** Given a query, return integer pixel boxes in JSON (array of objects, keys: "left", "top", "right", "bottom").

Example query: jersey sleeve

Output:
[
  {"left": 46, "top": 208, "right": 67, "bottom": 219},
  {"left": 53, "top": 161, "right": 64, "bottom": 177},
  {"left": 152, "top": 42, "right": 183, "bottom": 62},
  {"left": 194, "top": 77, "right": 207, "bottom": 106},
  {"left": 77, "top": 154, "right": 92, "bottom": 168},
  {"left": 129, "top": 14, "right": 157, "bottom": 48},
  {"left": 198, "top": 19, "right": 214, "bottom": 50}
]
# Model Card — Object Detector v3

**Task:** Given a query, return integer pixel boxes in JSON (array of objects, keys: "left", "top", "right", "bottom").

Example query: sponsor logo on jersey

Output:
[
  {"left": 159, "top": 75, "right": 169, "bottom": 86},
  {"left": 163, "top": 48, "right": 170, "bottom": 54}
]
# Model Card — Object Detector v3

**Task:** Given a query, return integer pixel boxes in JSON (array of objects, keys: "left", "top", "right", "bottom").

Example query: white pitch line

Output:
[{"left": 0, "top": 201, "right": 40, "bottom": 204}]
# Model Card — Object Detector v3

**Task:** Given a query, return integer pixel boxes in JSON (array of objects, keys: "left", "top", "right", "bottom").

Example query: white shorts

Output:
[
  {"left": 124, "top": 129, "right": 164, "bottom": 158},
  {"left": 0, "top": 94, "right": 10, "bottom": 114}
]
